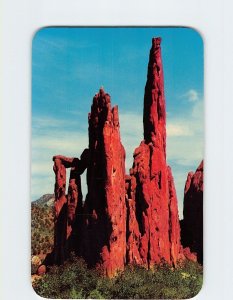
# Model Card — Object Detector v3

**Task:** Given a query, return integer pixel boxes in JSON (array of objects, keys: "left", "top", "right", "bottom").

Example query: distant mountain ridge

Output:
[{"left": 33, "top": 194, "right": 55, "bottom": 207}]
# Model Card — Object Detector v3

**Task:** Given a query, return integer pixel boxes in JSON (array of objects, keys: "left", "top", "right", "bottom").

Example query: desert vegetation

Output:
[
  {"left": 31, "top": 199, "right": 54, "bottom": 257},
  {"left": 33, "top": 253, "right": 203, "bottom": 299}
]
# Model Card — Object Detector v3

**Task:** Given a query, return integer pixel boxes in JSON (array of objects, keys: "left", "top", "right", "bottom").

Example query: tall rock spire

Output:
[
  {"left": 126, "top": 38, "right": 182, "bottom": 268},
  {"left": 143, "top": 37, "right": 166, "bottom": 153},
  {"left": 84, "top": 88, "right": 126, "bottom": 276}
]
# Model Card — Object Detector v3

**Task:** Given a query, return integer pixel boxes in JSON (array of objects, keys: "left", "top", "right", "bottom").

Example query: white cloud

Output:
[
  {"left": 33, "top": 116, "right": 71, "bottom": 129},
  {"left": 32, "top": 134, "right": 88, "bottom": 153},
  {"left": 192, "top": 98, "right": 204, "bottom": 118},
  {"left": 167, "top": 98, "right": 203, "bottom": 165},
  {"left": 32, "top": 161, "right": 54, "bottom": 175},
  {"left": 32, "top": 116, "right": 87, "bottom": 131},
  {"left": 167, "top": 123, "right": 192, "bottom": 137},
  {"left": 183, "top": 89, "right": 200, "bottom": 102}
]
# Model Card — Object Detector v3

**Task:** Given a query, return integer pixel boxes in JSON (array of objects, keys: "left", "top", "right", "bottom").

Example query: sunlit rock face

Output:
[
  {"left": 126, "top": 38, "right": 183, "bottom": 268},
  {"left": 53, "top": 152, "right": 88, "bottom": 265},
  {"left": 84, "top": 88, "right": 126, "bottom": 277}
]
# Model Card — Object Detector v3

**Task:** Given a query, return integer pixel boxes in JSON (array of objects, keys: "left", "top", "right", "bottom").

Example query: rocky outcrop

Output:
[
  {"left": 125, "top": 175, "right": 143, "bottom": 265},
  {"left": 167, "top": 166, "right": 183, "bottom": 266},
  {"left": 181, "top": 160, "right": 203, "bottom": 264},
  {"left": 47, "top": 37, "right": 200, "bottom": 276},
  {"left": 83, "top": 88, "right": 126, "bottom": 276},
  {"left": 53, "top": 151, "right": 88, "bottom": 265},
  {"left": 126, "top": 38, "right": 183, "bottom": 268}
]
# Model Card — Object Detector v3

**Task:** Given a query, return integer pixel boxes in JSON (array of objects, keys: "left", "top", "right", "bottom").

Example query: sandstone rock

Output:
[
  {"left": 182, "top": 247, "right": 197, "bottom": 262},
  {"left": 143, "top": 37, "right": 166, "bottom": 147},
  {"left": 181, "top": 160, "right": 203, "bottom": 264},
  {"left": 66, "top": 166, "right": 83, "bottom": 255},
  {"left": 53, "top": 150, "right": 88, "bottom": 265},
  {"left": 127, "top": 38, "right": 183, "bottom": 268},
  {"left": 53, "top": 157, "right": 67, "bottom": 219},
  {"left": 37, "top": 264, "right": 46, "bottom": 275},
  {"left": 84, "top": 88, "right": 126, "bottom": 276},
  {"left": 125, "top": 175, "right": 142, "bottom": 265},
  {"left": 167, "top": 166, "right": 183, "bottom": 266}
]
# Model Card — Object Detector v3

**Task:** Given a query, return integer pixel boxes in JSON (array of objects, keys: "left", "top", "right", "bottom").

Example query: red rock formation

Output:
[
  {"left": 53, "top": 157, "right": 67, "bottom": 219},
  {"left": 167, "top": 166, "right": 183, "bottom": 266},
  {"left": 49, "top": 37, "right": 190, "bottom": 275},
  {"left": 126, "top": 38, "right": 182, "bottom": 268},
  {"left": 67, "top": 168, "right": 80, "bottom": 232},
  {"left": 182, "top": 247, "right": 197, "bottom": 262},
  {"left": 84, "top": 88, "right": 126, "bottom": 276},
  {"left": 53, "top": 157, "right": 67, "bottom": 265},
  {"left": 181, "top": 160, "right": 203, "bottom": 264},
  {"left": 53, "top": 151, "right": 88, "bottom": 265},
  {"left": 37, "top": 265, "right": 46, "bottom": 275},
  {"left": 125, "top": 175, "right": 143, "bottom": 265}
]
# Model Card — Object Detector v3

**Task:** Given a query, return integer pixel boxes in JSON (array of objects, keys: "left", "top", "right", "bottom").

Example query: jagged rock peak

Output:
[
  {"left": 89, "top": 88, "right": 119, "bottom": 133},
  {"left": 143, "top": 37, "right": 166, "bottom": 149}
]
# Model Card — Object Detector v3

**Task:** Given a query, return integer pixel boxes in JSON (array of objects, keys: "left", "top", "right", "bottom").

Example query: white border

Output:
[{"left": 1, "top": 0, "right": 233, "bottom": 299}]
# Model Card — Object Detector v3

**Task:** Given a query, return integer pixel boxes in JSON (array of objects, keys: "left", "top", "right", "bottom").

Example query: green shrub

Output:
[
  {"left": 33, "top": 256, "right": 203, "bottom": 299},
  {"left": 31, "top": 202, "right": 54, "bottom": 256},
  {"left": 87, "top": 289, "right": 104, "bottom": 299}
]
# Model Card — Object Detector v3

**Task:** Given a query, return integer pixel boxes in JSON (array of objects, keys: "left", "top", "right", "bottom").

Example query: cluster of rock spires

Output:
[{"left": 46, "top": 37, "right": 203, "bottom": 277}]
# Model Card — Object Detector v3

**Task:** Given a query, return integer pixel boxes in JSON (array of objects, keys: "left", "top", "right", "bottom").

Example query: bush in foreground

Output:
[{"left": 33, "top": 255, "right": 203, "bottom": 299}]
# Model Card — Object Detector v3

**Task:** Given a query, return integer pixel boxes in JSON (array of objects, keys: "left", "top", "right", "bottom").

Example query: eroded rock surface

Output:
[
  {"left": 84, "top": 88, "right": 126, "bottom": 276},
  {"left": 181, "top": 161, "right": 203, "bottom": 264},
  {"left": 126, "top": 38, "right": 183, "bottom": 268},
  {"left": 53, "top": 151, "right": 88, "bottom": 265}
]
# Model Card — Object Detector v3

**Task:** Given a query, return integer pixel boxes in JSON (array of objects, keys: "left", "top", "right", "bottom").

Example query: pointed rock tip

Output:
[
  {"left": 197, "top": 160, "right": 204, "bottom": 171},
  {"left": 99, "top": 86, "right": 105, "bottom": 95},
  {"left": 152, "top": 37, "right": 162, "bottom": 47}
]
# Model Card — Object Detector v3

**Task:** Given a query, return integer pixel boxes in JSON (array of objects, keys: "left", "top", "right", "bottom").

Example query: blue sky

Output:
[{"left": 32, "top": 27, "right": 203, "bottom": 218}]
